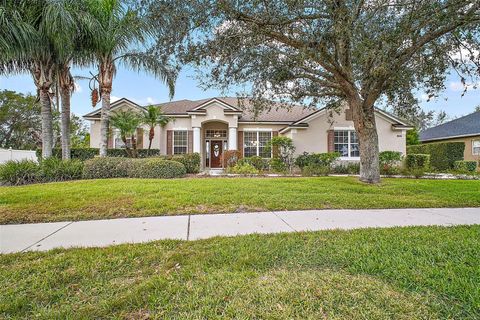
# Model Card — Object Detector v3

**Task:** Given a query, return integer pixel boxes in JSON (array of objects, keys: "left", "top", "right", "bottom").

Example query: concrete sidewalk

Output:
[{"left": 1, "top": 208, "right": 479, "bottom": 254}]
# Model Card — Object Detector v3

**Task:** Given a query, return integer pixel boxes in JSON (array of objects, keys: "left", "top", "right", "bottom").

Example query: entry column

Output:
[
  {"left": 193, "top": 127, "right": 201, "bottom": 153},
  {"left": 228, "top": 127, "right": 237, "bottom": 150}
]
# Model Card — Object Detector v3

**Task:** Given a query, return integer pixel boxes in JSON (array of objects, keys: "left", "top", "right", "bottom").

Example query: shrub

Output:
[
  {"left": 222, "top": 150, "right": 241, "bottom": 168},
  {"left": 295, "top": 152, "right": 340, "bottom": 169},
  {"left": 302, "top": 164, "right": 330, "bottom": 176},
  {"left": 331, "top": 162, "right": 360, "bottom": 174},
  {"left": 83, "top": 157, "right": 133, "bottom": 179},
  {"left": 405, "top": 154, "right": 430, "bottom": 169},
  {"left": 379, "top": 151, "right": 403, "bottom": 175},
  {"left": 170, "top": 153, "right": 200, "bottom": 174},
  {"left": 0, "top": 160, "right": 39, "bottom": 185},
  {"left": 238, "top": 156, "right": 269, "bottom": 171},
  {"left": 38, "top": 158, "right": 84, "bottom": 182},
  {"left": 407, "top": 142, "right": 464, "bottom": 171},
  {"left": 227, "top": 162, "right": 259, "bottom": 175},
  {"left": 128, "top": 159, "right": 186, "bottom": 179},
  {"left": 454, "top": 160, "right": 478, "bottom": 173},
  {"left": 37, "top": 148, "right": 162, "bottom": 161},
  {"left": 267, "top": 137, "right": 296, "bottom": 172},
  {"left": 269, "top": 158, "right": 288, "bottom": 173},
  {"left": 405, "top": 154, "right": 430, "bottom": 178}
]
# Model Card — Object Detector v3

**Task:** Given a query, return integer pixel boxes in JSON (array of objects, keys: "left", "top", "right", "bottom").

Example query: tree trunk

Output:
[
  {"left": 131, "top": 135, "right": 138, "bottom": 158},
  {"left": 147, "top": 126, "right": 154, "bottom": 155},
  {"left": 59, "top": 65, "right": 74, "bottom": 160},
  {"left": 39, "top": 89, "right": 53, "bottom": 158},
  {"left": 98, "top": 59, "right": 115, "bottom": 157},
  {"left": 349, "top": 98, "right": 381, "bottom": 184},
  {"left": 99, "top": 89, "right": 111, "bottom": 157}
]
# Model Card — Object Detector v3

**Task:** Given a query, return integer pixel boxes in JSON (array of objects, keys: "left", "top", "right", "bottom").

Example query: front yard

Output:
[
  {"left": 1, "top": 226, "right": 479, "bottom": 319},
  {"left": 0, "top": 176, "right": 479, "bottom": 224}
]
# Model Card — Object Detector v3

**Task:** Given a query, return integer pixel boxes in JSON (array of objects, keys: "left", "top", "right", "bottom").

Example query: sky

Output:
[{"left": 1, "top": 65, "right": 479, "bottom": 123}]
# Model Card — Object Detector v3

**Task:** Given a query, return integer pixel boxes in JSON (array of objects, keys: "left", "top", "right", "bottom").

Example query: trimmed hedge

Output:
[
  {"left": 295, "top": 152, "right": 341, "bottom": 169},
  {"left": 406, "top": 154, "right": 430, "bottom": 169},
  {"left": 37, "top": 148, "right": 162, "bottom": 161},
  {"left": 168, "top": 153, "right": 201, "bottom": 174},
  {"left": 407, "top": 142, "right": 464, "bottom": 171},
  {"left": 83, "top": 157, "right": 186, "bottom": 179},
  {"left": 128, "top": 159, "right": 186, "bottom": 179},
  {"left": 454, "top": 160, "right": 478, "bottom": 173},
  {"left": 37, "top": 148, "right": 200, "bottom": 173},
  {"left": 83, "top": 157, "right": 133, "bottom": 179}
]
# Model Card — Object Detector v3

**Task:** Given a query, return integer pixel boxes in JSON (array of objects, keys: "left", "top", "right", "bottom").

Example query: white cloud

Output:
[{"left": 449, "top": 81, "right": 479, "bottom": 92}]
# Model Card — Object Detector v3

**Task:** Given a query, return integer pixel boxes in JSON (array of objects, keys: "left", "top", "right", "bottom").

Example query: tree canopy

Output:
[{"left": 146, "top": 0, "right": 480, "bottom": 183}]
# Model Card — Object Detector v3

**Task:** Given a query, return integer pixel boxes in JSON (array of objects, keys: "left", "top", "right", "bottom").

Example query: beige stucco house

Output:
[{"left": 83, "top": 97, "right": 411, "bottom": 169}]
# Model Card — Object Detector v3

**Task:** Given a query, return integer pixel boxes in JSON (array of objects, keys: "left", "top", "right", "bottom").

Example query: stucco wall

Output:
[
  {"left": 89, "top": 120, "right": 101, "bottom": 148},
  {"left": 289, "top": 108, "right": 406, "bottom": 155}
]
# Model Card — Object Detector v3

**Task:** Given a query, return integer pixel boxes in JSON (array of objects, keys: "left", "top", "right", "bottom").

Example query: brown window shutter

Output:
[
  {"left": 272, "top": 131, "right": 279, "bottom": 157},
  {"left": 327, "top": 130, "right": 334, "bottom": 152},
  {"left": 237, "top": 131, "right": 243, "bottom": 157},
  {"left": 107, "top": 128, "right": 114, "bottom": 148},
  {"left": 345, "top": 109, "right": 353, "bottom": 121},
  {"left": 136, "top": 128, "right": 144, "bottom": 149},
  {"left": 187, "top": 130, "right": 193, "bottom": 153},
  {"left": 166, "top": 130, "right": 173, "bottom": 155}
]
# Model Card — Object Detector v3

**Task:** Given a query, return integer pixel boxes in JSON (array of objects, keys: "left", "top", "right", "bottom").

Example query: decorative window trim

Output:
[
  {"left": 173, "top": 130, "right": 188, "bottom": 155},
  {"left": 472, "top": 139, "right": 480, "bottom": 156},
  {"left": 243, "top": 128, "right": 273, "bottom": 132},
  {"left": 334, "top": 130, "right": 360, "bottom": 160},
  {"left": 243, "top": 131, "right": 273, "bottom": 158}
]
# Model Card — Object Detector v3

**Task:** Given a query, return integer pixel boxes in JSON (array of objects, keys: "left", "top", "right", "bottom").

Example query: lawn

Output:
[
  {"left": 1, "top": 176, "right": 479, "bottom": 224},
  {"left": 0, "top": 225, "right": 479, "bottom": 319}
]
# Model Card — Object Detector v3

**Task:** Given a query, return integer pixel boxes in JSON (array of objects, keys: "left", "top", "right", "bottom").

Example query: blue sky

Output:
[{"left": 1, "top": 66, "right": 479, "bottom": 121}]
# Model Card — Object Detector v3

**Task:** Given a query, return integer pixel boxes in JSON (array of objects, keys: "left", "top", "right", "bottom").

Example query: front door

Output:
[{"left": 210, "top": 140, "right": 223, "bottom": 168}]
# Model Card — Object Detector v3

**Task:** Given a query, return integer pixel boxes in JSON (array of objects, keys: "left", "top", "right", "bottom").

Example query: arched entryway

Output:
[{"left": 202, "top": 121, "right": 229, "bottom": 169}]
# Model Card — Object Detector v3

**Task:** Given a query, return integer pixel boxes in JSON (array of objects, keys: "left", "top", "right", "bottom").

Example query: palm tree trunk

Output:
[
  {"left": 147, "top": 126, "right": 154, "bottom": 155},
  {"left": 39, "top": 88, "right": 53, "bottom": 158},
  {"left": 59, "top": 66, "right": 73, "bottom": 160},
  {"left": 98, "top": 60, "right": 114, "bottom": 157},
  {"left": 31, "top": 60, "right": 55, "bottom": 159}
]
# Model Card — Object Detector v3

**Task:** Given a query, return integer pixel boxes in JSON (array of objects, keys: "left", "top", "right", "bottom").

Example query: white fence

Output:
[{"left": 0, "top": 148, "right": 38, "bottom": 164}]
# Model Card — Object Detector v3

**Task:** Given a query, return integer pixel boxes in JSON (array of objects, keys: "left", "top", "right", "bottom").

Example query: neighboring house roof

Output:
[
  {"left": 420, "top": 111, "right": 480, "bottom": 142},
  {"left": 83, "top": 96, "right": 410, "bottom": 128}
]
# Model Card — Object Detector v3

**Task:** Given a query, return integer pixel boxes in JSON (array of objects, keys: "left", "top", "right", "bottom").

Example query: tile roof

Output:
[{"left": 420, "top": 111, "right": 480, "bottom": 141}]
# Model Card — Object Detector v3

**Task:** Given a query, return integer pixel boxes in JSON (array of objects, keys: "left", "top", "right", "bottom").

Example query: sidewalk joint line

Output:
[
  {"left": 21, "top": 221, "right": 74, "bottom": 252},
  {"left": 186, "top": 214, "right": 191, "bottom": 241},
  {"left": 272, "top": 211, "right": 296, "bottom": 232}
]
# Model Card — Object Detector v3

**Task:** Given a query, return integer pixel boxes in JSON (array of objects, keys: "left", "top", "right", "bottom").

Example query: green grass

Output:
[
  {"left": 1, "top": 176, "right": 479, "bottom": 224},
  {"left": 1, "top": 226, "right": 479, "bottom": 319}
]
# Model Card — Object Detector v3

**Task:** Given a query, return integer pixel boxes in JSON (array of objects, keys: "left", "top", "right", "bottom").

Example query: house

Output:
[
  {"left": 83, "top": 97, "right": 411, "bottom": 169},
  {"left": 420, "top": 111, "right": 480, "bottom": 163}
]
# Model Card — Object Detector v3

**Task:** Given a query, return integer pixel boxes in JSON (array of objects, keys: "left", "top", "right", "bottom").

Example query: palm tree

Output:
[
  {"left": 85, "top": 0, "right": 177, "bottom": 157},
  {"left": 110, "top": 111, "right": 142, "bottom": 158},
  {"left": 142, "top": 105, "right": 170, "bottom": 155},
  {"left": 0, "top": 0, "right": 81, "bottom": 158}
]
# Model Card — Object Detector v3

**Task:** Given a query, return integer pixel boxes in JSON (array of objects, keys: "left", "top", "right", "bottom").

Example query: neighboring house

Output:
[
  {"left": 420, "top": 111, "right": 480, "bottom": 163},
  {"left": 83, "top": 97, "right": 411, "bottom": 169}
]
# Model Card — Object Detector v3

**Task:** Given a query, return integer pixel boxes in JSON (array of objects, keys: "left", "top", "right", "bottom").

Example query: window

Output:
[
  {"left": 473, "top": 140, "right": 480, "bottom": 155},
  {"left": 205, "top": 129, "right": 227, "bottom": 138},
  {"left": 334, "top": 130, "right": 359, "bottom": 158},
  {"left": 243, "top": 131, "right": 272, "bottom": 158},
  {"left": 173, "top": 131, "right": 188, "bottom": 155}
]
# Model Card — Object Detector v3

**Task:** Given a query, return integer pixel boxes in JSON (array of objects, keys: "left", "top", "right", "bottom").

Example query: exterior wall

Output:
[
  {"left": 89, "top": 120, "right": 101, "bottom": 148},
  {"left": 0, "top": 148, "right": 37, "bottom": 163},
  {"left": 423, "top": 135, "right": 480, "bottom": 163},
  {"left": 289, "top": 108, "right": 406, "bottom": 156}
]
